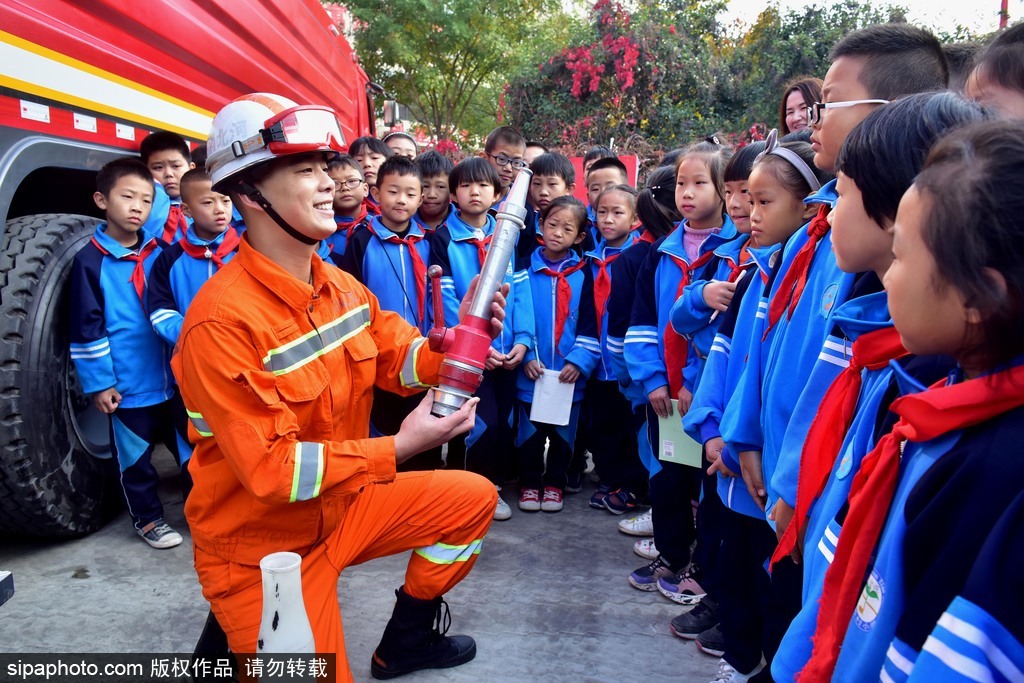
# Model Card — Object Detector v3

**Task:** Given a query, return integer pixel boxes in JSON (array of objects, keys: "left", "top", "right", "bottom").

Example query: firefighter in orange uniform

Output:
[{"left": 172, "top": 93, "right": 504, "bottom": 681}]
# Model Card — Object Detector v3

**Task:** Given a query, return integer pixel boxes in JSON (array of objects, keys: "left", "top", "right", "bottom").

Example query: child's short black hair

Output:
[
  {"left": 723, "top": 141, "right": 767, "bottom": 183},
  {"left": 449, "top": 157, "right": 502, "bottom": 196},
  {"left": 915, "top": 120, "right": 1024, "bottom": 368},
  {"left": 540, "top": 195, "right": 588, "bottom": 234},
  {"left": 375, "top": 155, "right": 422, "bottom": 188},
  {"left": 836, "top": 91, "right": 985, "bottom": 228},
  {"left": 328, "top": 154, "right": 364, "bottom": 178},
  {"left": 583, "top": 146, "right": 615, "bottom": 165},
  {"left": 179, "top": 168, "right": 214, "bottom": 202},
  {"left": 526, "top": 140, "right": 549, "bottom": 153},
  {"left": 383, "top": 131, "right": 418, "bottom": 149},
  {"left": 139, "top": 131, "right": 191, "bottom": 164},
  {"left": 595, "top": 183, "right": 638, "bottom": 215},
  {"left": 658, "top": 148, "right": 686, "bottom": 169},
  {"left": 971, "top": 23, "right": 1024, "bottom": 100},
  {"left": 97, "top": 157, "right": 153, "bottom": 196},
  {"left": 349, "top": 136, "right": 392, "bottom": 158},
  {"left": 530, "top": 152, "right": 576, "bottom": 185},
  {"left": 191, "top": 143, "right": 208, "bottom": 172},
  {"left": 830, "top": 23, "right": 949, "bottom": 99},
  {"left": 414, "top": 150, "right": 454, "bottom": 179},
  {"left": 484, "top": 126, "right": 526, "bottom": 154},
  {"left": 943, "top": 41, "right": 983, "bottom": 92},
  {"left": 781, "top": 128, "right": 813, "bottom": 144},
  {"left": 635, "top": 165, "right": 681, "bottom": 240},
  {"left": 586, "top": 156, "right": 628, "bottom": 181}
]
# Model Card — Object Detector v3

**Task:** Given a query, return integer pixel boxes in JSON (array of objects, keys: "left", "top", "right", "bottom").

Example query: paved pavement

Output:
[{"left": 0, "top": 454, "right": 721, "bottom": 682}]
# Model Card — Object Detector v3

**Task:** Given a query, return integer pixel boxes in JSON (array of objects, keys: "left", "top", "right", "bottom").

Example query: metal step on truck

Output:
[{"left": 0, "top": 0, "right": 379, "bottom": 538}]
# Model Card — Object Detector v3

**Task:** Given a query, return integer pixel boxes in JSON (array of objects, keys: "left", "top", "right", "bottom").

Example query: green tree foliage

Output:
[
  {"left": 342, "top": 0, "right": 559, "bottom": 142},
  {"left": 504, "top": 0, "right": 906, "bottom": 153}
]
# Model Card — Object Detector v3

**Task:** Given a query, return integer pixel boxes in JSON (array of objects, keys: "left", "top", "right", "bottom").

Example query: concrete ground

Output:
[{"left": 0, "top": 455, "right": 721, "bottom": 682}]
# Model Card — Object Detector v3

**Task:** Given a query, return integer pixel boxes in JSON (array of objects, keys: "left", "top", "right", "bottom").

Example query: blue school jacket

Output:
[
  {"left": 147, "top": 225, "right": 239, "bottom": 345},
  {"left": 517, "top": 248, "right": 601, "bottom": 403},
  {"left": 141, "top": 181, "right": 174, "bottom": 242},
  {"left": 624, "top": 217, "right": 738, "bottom": 399},
  {"left": 429, "top": 209, "right": 534, "bottom": 355},
  {"left": 585, "top": 235, "right": 639, "bottom": 382},
  {"left": 69, "top": 223, "right": 173, "bottom": 408},
  {"left": 606, "top": 236, "right": 654, "bottom": 408},
  {"left": 683, "top": 244, "right": 778, "bottom": 519},
  {"left": 336, "top": 215, "right": 433, "bottom": 334},
  {"left": 324, "top": 214, "right": 364, "bottom": 256},
  {"left": 413, "top": 203, "right": 454, "bottom": 235}
]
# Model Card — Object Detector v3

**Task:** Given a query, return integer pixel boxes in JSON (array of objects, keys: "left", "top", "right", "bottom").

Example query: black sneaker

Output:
[
  {"left": 565, "top": 470, "right": 585, "bottom": 494},
  {"left": 695, "top": 624, "right": 726, "bottom": 657},
  {"left": 669, "top": 598, "right": 719, "bottom": 639}
]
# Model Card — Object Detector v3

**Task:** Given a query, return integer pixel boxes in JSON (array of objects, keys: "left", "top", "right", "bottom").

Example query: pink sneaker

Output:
[
  {"left": 519, "top": 488, "right": 541, "bottom": 512},
  {"left": 541, "top": 486, "right": 563, "bottom": 512}
]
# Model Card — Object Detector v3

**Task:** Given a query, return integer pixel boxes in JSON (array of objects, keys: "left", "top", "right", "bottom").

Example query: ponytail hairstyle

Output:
[
  {"left": 636, "top": 166, "right": 681, "bottom": 239},
  {"left": 914, "top": 120, "right": 1024, "bottom": 370}
]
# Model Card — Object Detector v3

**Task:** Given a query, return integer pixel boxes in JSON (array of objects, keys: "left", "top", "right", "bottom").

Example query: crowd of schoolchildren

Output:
[{"left": 68, "top": 19, "right": 1024, "bottom": 682}]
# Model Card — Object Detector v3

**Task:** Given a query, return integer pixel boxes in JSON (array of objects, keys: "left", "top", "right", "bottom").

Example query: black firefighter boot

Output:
[{"left": 370, "top": 587, "right": 477, "bottom": 679}]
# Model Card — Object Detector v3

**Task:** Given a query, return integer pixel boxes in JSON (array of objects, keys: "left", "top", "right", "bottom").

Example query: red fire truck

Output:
[{"left": 0, "top": 0, "right": 379, "bottom": 536}]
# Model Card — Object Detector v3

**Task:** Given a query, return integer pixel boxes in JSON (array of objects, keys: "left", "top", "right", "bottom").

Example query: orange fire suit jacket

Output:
[{"left": 171, "top": 237, "right": 443, "bottom": 566}]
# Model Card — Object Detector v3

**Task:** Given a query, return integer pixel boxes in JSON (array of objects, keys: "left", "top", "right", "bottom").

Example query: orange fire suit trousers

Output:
[{"left": 193, "top": 469, "right": 496, "bottom": 682}]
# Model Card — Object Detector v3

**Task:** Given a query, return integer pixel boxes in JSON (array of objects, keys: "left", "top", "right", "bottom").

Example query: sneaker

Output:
[
  {"left": 628, "top": 555, "right": 676, "bottom": 591},
  {"left": 633, "top": 538, "right": 659, "bottom": 560},
  {"left": 519, "top": 488, "right": 541, "bottom": 512},
  {"left": 137, "top": 519, "right": 182, "bottom": 549},
  {"left": 658, "top": 563, "right": 708, "bottom": 605},
  {"left": 541, "top": 486, "right": 563, "bottom": 512},
  {"left": 669, "top": 598, "right": 719, "bottom": 639},
  {"left": 618, "top": 509, "right": 653, "bottom": 536},
  {"left": 695, "top": 624, "right": 726, "bottom": 658},
  {"left": 604, "top": 488, "right": 641, "bottom": 515},
  {"left": 494, "top": 494, "right": 512, "bottom": 521},
  {"left": 708, "top": 657, "right": 764, "bottom": 683},
  {"left": 565, "top": 471, "right": 585, "bottom": 494},
  {"left": 589, "top": 484, "right": 612, "bottom": 509}
]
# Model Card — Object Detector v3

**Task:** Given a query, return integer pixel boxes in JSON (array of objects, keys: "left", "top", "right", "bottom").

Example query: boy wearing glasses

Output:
[
  {"left": 325, "top": 154, "right": 369, "bottom": 256},
  {"left": 480, "top": 125, "right": 527, "bottom": 204}
]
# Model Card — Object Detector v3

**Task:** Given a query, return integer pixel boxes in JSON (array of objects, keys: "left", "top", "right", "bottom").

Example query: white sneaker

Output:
[
  {"left": 618, "top": 509, "right": 653, "bottom": 536},
  {"left": 633, "top": 537, "right": 658, "bottom": 559},
  {"left": 494, "top": 494, "right": 512, "bottom": 521},
  {"left": 708, "top": 659, "right": 764, "bottom": 683}
]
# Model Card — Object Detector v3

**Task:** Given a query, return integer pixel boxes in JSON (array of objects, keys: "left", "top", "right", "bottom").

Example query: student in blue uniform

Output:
[
  {"left": 623, "top": 140, "right": 735, "bottom": 602},
  {"left": 348, "top": 136, "right": 392, "bottom": 216},
  {"left": 335, "top": 155, "right": 440, "bottom": 472},
  {"left": 414, "top": 150, "right": 454, "bottom": 232},
  {"left": 584, "top": 184, "right": 645, "bottom": 513},
  {"left": 801, "top": 120, "right": 1024, "bottom": 683},
  {"left": 517, "top": 196, "right": 601, "bottom": 513},
  {"left": 324, "top": 154, "right": 368, "bottom": 256},
  {"left": 771, "top": 92, "right": 986, "bottom": 683},
  {"left": 430, "top": 157, "right": 534, "bottom": 519},
  {"left": 584, "top": 157, "right": 629, "bottom": 248},
  {"left": 140, "top": 131, "right": 195, "bottom": 244},
  {"left": 148, "top": 169, "right": 240, "bottom": 345},
  {"left": 70, "top": 157, "right": 190, "bottom": 549}
]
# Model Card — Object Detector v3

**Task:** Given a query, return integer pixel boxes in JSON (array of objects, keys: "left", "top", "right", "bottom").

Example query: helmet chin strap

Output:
[{"left": 237, "top": 180, "right": 320, "bottom": 246}]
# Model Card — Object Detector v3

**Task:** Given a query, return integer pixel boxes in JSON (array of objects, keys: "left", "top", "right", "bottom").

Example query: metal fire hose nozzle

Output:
[{"left": 430, "top": 169, "right": 533, "bottom": 417}]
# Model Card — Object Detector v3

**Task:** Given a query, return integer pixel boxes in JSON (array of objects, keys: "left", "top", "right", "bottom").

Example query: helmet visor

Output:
[{"left": 264, "top": 106, "right": 347, "bottom": 155}]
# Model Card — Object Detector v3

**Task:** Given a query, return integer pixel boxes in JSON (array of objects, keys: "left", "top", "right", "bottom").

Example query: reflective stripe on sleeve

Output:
[
  {"left": 187, "top": 409, "right": 213, "bottom": 437},
  {"left": 399, "top": 337, "right": 431, "bottom": 390},
  {"left": 290, "top": 441, "right": 325, "bottom": 502},
  {"left": 414, "top": 539, "right": 483, "bottom": 565}
]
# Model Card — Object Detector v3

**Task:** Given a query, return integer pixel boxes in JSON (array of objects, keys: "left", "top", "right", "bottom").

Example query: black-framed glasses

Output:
[
  {"left": 488, "top": 153, "right": 528, "bottom": 170},
  {"left": 335, "top": 178, "right": 365, "bottom": 190},
  {"left": 805, "top": 99, "right": 889, "bottom": 126}
]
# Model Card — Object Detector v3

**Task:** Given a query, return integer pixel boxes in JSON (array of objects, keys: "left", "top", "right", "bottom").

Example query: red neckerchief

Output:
[
  {"left": 798, "top": 363, "right": 1024, "bottom": 682},
  {"left": 538, "top": 259, "right": 588, "bottom": 350},
  {"left": 362, "top": 195, "right": 380, "bottom": 217},
  {"left": 178, "top": 228, "right": 241, "bottom": 269},
  {"left": 663, "top": 248, "right": 717, "bottom": 396},
  {"left": 162, "top": 204, "right": 188, "bottom": 244},
  {"left": 772, "top": 326, "right": 908, "bottom": 567},
  {"left": 728, "top": 242, "right": 756, "bottom": 281},
  {"left": 763, "top": 205, "right": 831, "bottom": 340},
  {"left": 592, "top": 235, "right": 639, "bottom": 337},
  {"left": 90, "top": 235, "right": 159, "bottom": 312},
  {"left": 639, "top": 230, "right": 657, "bottom": 244},
  {"left": 366, "top": 221, "right": 428, "bottom": 325},
  {"left": 470, "top": 234, "right": 492, "bottom": 268}
]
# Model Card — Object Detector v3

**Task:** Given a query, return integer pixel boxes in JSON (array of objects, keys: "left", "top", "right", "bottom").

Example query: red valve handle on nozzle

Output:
[{"left": 427, "top": 265, "right": 456, "bottom": 352}]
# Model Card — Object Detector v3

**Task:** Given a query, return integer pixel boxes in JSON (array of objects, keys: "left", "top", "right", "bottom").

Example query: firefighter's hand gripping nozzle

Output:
[{"left": 427, "top": 169, "right": 533, "bottom": 417}]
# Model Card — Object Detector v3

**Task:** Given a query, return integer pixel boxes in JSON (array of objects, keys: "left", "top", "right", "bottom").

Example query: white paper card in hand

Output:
[{"left": 529, "top": 369, "right": 574, "bottom": 426}]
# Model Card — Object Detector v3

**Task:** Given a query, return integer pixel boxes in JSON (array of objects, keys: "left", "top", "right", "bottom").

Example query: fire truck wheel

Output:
[{"left": 0, "top": 214, "right": 121, "bottom": 536}]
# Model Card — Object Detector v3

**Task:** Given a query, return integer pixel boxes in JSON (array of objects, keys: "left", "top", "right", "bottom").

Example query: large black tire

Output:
[{"left": 0, "top": 214, "right": 120, "bottom": 536}]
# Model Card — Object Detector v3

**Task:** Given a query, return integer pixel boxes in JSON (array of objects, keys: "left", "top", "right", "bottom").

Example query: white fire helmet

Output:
[{"left": 206, "top": 93, "right": 346, "bottom": 192}]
